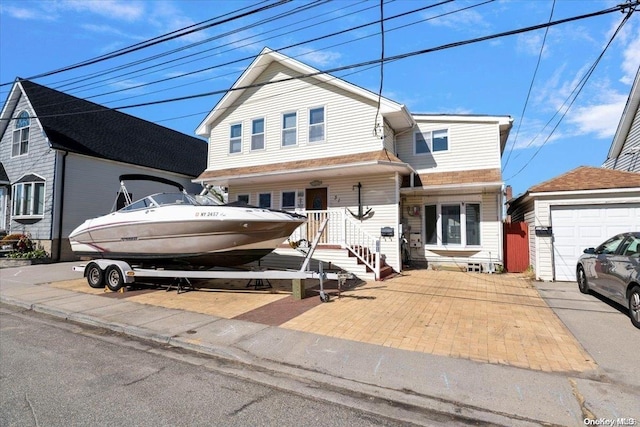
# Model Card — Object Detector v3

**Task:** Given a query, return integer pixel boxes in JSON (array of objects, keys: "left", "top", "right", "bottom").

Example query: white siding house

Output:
[
  {"left": 195, "top": 48, "right": 513, "bottom": 279},
  {"left": 603, "top": 67, "right": 640, "bottom": 172}
]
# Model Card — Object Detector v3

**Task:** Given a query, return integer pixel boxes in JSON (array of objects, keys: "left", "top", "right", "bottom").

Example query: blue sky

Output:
[{"left": 1, "top": 0, "right": 638, "bottom": 196}]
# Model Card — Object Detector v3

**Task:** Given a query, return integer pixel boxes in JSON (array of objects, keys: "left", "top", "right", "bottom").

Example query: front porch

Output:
[{"left": 268, "top": 209, "right": 395, "bottom": 281}]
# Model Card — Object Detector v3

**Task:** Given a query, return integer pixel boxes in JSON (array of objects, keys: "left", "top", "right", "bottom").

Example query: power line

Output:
[
  {"left": 0, "top": 0, "right": 292, "bottom": 87},
  {"left": 502, "top": 0, "right": 556, "bottom": 171},
  {"left": 504, "top": 6, "right": 635, "bottom": 182},
  {"left": 3, "top": 1, "right": 635, "bottom": 122}
]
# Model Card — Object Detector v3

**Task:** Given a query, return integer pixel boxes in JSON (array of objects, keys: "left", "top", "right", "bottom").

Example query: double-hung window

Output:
[
  {"left": 12, "top": 175, "right": 45, "bottom": 218},
  {"left": 282, "top": 112, "right": 297, "bottom": 146},
  {"left": 229, "top": 123, "right": 242, "bottom": 154},
  {"left": 251, "top": 118, "right": 265, "bottom": 150},
  {"left": 308, "top": 107, "right": 325, "bottom": 143},
  {"left": 12, "top": 111, "right": 30, "bottom": 157},
  {"left": 414, "top": 129, "right": 448, "bottom": 154},
  {"left": 424, "top": 202, "right": 480, "bottom": 246}
]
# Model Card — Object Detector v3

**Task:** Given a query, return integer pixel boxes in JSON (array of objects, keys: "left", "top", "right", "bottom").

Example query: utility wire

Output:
[
  {"left": 3, "top": 1, "right": 634, "bottom": 121},
  {"left": 373, "top": 0, "right": 385, "bottom": 138},
  {"left": 15, "top": 0, "right": 454, "bottom": 112},
  {"left": 504, "top": 7, "right": 635, "bottom": 182},
  {"left": 0, "top": 0, "right": 291, "bottom": 86},
  {"left": 502, "top": 0, "right": 555, "bottom": 171},
  {"left": 54, "top": 0, "right": 332, "bottom": 93}
]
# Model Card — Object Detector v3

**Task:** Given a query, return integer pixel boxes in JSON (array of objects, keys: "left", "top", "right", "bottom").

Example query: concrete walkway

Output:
[{"left": 1, "top": 262, "right": 638, "bottom": 426}]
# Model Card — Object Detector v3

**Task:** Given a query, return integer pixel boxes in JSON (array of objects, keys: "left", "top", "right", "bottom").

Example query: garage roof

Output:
[{"left": 530, "top": 166, "right": 640, "bottom": 192}]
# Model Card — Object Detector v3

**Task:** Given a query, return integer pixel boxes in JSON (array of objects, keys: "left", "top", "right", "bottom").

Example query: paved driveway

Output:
[{"left": 51, "top": 269, "right": 597, "bottom": 373}]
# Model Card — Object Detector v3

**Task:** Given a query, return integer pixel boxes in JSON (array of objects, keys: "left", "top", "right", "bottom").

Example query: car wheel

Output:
[
  {"left": 577, "top": 265, "right": 589, "bottom": 294},
  {"left": 629, "top": 285, "right": 640, "bottom": 329},
  {"left": 105, "top": 265, "right": 125, "bottom": 292},
  {"left": 86, "top": 263, "right": 104, "bottom": 289}
]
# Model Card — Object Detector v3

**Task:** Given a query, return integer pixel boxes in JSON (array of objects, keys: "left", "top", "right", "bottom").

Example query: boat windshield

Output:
[{"left": 119, "top": 192, "right": 223, "bottom": 211}]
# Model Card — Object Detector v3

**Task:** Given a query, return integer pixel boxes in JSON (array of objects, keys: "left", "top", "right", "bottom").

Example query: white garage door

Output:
[{"left": 551, "top": 204, "right": 640, "bottom": 281}]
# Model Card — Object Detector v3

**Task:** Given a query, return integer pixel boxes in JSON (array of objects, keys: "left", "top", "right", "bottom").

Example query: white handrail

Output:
[{"left": 343, "top": 212, "right": 381, "bottom": 279}]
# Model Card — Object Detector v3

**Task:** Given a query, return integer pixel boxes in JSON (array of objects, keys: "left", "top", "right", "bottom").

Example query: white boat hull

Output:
[{"left": 69, "top": 204, "right": 305, "bottom": 267}]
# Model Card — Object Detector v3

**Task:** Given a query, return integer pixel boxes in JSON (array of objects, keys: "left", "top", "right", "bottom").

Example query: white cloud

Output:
[
  {"left": 288, "top": 47, "right": 341, "bottom": 68},
  {"left": 1, "top": 5, "right": 44, "bottom": 20},
  {"left": 428, "top": 7, "right": 488, "bottom": 31},
  {"left": 567, "top": 91, "right": 627, "bottom": 138},
  {"left": 60, "top": 0, "right": 144, "bottom": 22}
]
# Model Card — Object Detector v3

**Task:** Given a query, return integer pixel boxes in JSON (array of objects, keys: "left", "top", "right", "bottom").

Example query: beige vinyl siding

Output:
[
  {"left": 396, "top": 120, "right": 501, "bottom": 173},
  {"left": 206, "top": 62, "right": 385, "bottom": 171},
  {"left": 229, "top": 172, "right": 401, "bottom": 271},
  {"left": 524, "top": 208, "right": 536, "bottom": 271},
  {"left": 62, "top": 154, "right": 201, "bottom": 236}
]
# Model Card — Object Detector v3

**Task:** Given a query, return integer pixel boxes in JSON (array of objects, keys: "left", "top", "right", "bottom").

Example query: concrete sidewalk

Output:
[{"left": 1, "top": 262, "right": 638, "bottom": 426}]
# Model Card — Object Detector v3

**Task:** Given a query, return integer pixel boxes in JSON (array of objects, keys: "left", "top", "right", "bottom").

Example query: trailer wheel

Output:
[
  {"left": 105, "top": 265, "right": 125, "bottom": 292},
  {"left": 86, "top": 263, "right": 104, "bottom": 289}
]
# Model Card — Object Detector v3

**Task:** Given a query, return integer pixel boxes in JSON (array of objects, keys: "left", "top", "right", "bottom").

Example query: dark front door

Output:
[{"left": 305, "top": 188, "right": 328, "bottom": 243}]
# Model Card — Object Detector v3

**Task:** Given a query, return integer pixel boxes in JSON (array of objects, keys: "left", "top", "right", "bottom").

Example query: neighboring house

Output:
[
  {"left": 508, "top": 66, "right": 640, "bottom": 282},
  {"left": 195, "top": 48, "right": 512, "bottom": 279},
  {"left": 0, "top": 79, "right": 207, "bottom": 261},
  {"left": 507, "top": 167, "right": 640, "bottom": 282},
  {"left": 603, "top": 66, "right": 640, "bottom": 172}
]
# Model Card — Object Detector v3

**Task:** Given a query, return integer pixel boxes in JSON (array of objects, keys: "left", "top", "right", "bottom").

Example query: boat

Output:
[{"left": 69, "top": 174, "right": 306, "bottom": 267}]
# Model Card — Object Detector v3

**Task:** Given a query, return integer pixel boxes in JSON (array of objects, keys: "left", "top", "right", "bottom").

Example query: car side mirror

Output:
[{"left": 583, "top": 247, "right": 596, "bottom": 254}]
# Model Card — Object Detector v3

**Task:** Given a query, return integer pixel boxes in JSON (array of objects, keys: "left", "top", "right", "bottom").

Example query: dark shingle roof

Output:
[
  {"left": 0, "top": 162, "right": 8, "bottom": 184},
  {"left": 19, "top": 79, "right": 207, "bottom": 177}
]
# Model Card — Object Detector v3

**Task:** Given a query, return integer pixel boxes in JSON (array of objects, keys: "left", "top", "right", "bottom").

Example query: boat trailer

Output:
[{"left": 73, "top": 218, "right": 351, "bottom": 301}]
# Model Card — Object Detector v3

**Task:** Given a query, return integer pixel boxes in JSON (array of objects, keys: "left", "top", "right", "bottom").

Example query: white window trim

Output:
[
  {"left": 229, "top": 122, "right": 243, "bottom": 155},
  {"left": 250, "top": 117, "right": 266, "bottom": 151},
  {"left": 258, "top": 192, "right": 273, "bottom": 209},
  {"left": 281, "top": 189, "right": 297, "bottom": 210},
  {"left": 11, "top": 178, "right": 46, "bottom": 219},
  {"left": 281, "top": 111, "right": 298, "bottom": 147},
  {"left": 423, "top": 201, "right": 481, "bottom": 248},
  {"left": 413, "top": 128, "right": 449, "bottom": 155},
  {"left": 12, "top": 110, "right": 30, "bottom": 158},
  {"left": 308, "top": 105, "right": 326, "bottom": 144}
]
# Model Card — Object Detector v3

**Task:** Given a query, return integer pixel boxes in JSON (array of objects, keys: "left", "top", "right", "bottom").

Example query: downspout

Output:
[{"left": 54, "top": 151, "right": 68, "bottom": 261}]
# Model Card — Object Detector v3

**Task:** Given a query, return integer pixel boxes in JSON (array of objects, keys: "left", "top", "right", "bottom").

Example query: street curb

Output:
[{"left": 1, "top": 295, "right": 553, "bottom": 427}]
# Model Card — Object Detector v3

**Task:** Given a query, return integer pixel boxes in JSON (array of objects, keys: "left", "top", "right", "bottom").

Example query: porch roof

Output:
[
  {"left": 194, "top": 149, "right": 414, "bottom": 186},
  {"left": 400, "top": 168, "right": 503, "bottom": 195}
]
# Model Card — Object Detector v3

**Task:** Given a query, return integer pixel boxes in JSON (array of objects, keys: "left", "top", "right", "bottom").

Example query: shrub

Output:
[{"left": 2, "top": 233, "right": 48, "bottom": 259}]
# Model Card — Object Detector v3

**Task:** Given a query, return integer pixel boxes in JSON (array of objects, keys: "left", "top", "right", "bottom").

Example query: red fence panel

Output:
[{"left": 503, "top": 222, "right": 529, "bottom": 273}]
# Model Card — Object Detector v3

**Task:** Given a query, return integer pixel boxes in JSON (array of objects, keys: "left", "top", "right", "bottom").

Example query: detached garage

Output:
[{"left": 507, "top": 167, "right": 640, "bottom": 282}]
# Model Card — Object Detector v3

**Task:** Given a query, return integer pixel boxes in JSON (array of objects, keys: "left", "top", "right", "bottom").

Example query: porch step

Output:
[{"left": 266, "top": 247, "right": 376, "bottom": 281}]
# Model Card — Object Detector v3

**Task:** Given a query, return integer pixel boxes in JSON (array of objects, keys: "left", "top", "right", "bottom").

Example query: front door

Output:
[{"left": 305, "top": 188, "right": 328, "bottom": 243}]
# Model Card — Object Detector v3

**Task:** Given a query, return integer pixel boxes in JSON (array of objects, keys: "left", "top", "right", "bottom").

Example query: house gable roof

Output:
[
  {"left": 606, "top": 67, "right": 640, "bottom": 162},
  {"left": 0, "top": 162, "right": 8, "bottom": 185},
  {"left": 195, "top": 47, "right": 415, "bottom": 136},
  {"left": 529, "top": 166, "right": 640, "bottom": 193},
  {"left": 2, "top": 79, "right": 207, "bottom": 177}
]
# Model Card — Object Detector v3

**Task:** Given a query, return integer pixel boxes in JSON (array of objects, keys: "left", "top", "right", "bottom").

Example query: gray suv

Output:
[{"left": 576, "top": 232, "right": 640, "bottom": 329}]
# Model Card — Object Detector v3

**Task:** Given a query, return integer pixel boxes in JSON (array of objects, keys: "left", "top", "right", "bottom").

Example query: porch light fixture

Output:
[{"left": 309, "top": 180, "right": 323, "bottom": 187}]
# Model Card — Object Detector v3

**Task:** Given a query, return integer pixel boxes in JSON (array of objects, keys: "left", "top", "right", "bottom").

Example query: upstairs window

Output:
[
  {"left": 282, "top": 112, "right": 297, "bottom": 146},
  {"left": 12, "top": 111, "right": 30, "bottom": 157},
  {"left": 309, "top": 107, "right": 325, "bottom": 143},
  {"left": 12, "top": 175, "right": 45, "bottom": 218},
  {"left": 251, "top": 118, "right": 265, "bottom": 150},
  {"left": 229, "top": 123, "right": 242, "bottom": 154},
  {"left": 414, "top": 129, "right": 448, "bottom": 155}
]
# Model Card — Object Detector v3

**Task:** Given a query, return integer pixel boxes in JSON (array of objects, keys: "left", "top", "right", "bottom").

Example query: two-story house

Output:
[
  {"left": 194, "top": 48, "right": 512, "bottom": 279},
  {"left": 0, "top": 79, "right": 208, "bottom": 261}
]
